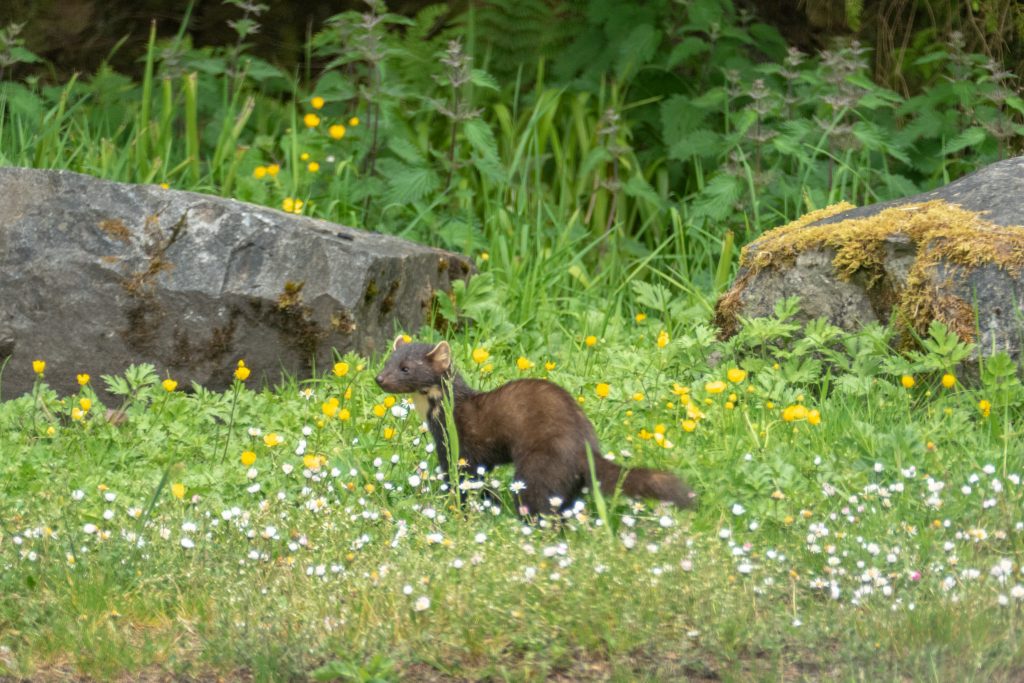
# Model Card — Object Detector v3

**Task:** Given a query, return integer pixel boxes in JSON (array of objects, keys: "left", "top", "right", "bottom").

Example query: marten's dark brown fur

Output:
[{"left": 375, "top": 337, "right": 697, "bottom": 515}]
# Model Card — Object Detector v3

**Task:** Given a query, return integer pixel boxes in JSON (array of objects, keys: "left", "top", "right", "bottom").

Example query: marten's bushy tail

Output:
[{"left": 592, "top": 458, "right": 698, "bottom": 509}]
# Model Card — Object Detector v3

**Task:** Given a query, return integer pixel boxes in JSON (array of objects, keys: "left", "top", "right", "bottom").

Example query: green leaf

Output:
[
  {"left": 617, "top": 24, "right": 661, "bottom": 78},
  {"left": 462, "top": 119, "right": 499, "bottom": 161},
  {"left": 470, "top": 68, "right": 500, "bottom": 91},
  {"left": 912, "top": 51, "right": 950, "bottom": 66},
  {"left": 942, "top": 126, "right": 987, "bottom": 155},
  {"left": 9, "top": 46, "right": 42, "bottom": 64},
  {"left": 387, "top": 136, "right": 426, "bottom": 165},
  {"left": 622, "top": 174, "right": 663, "bottom": 207},
  {"left": 630, "top": 280, "right": 673, "bottom": 314},
  {"left": 691, "top": 174, "right": 742, "bottom": 221},
  {"left": 686, "top": 1, "right": 724, "bottom": 31},
  {"left": 578, "top": 146, "right": 614, "bottom": 178},
  {"left": 668, "top": 129, "right": 722, "bottom": 160},
  {"left": 382, "top": 162, "right": 440, "bottom": 205},
  {"left": 666, "top": 36, "right": 709, "bottom": 68}
]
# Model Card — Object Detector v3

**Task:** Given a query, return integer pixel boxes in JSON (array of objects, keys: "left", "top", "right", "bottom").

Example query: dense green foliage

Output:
[
  {"left": 2, "top": 1, "right": 1024, "bottom": 680},
  {"left": 2, "top": 0, "right": 1023, "bottom": 311}
]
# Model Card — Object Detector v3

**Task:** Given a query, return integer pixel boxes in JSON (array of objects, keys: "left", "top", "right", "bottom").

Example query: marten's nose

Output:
[{"left": 374, "top": 374, "right": 384, "bottom": 387}]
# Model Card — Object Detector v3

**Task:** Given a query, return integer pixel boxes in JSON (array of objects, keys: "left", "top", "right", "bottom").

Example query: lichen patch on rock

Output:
[{"left": 715, "top": 155, "right": 1024, "bottom": 363}]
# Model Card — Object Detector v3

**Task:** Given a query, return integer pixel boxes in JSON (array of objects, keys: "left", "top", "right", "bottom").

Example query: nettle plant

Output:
[{"left": 2, "top": 0, "right": 1023, "bottom": 292}]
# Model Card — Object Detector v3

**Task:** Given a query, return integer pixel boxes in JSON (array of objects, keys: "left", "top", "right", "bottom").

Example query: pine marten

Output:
[{"left": 375, "top": 336, "right": 697, "bottom": 515}]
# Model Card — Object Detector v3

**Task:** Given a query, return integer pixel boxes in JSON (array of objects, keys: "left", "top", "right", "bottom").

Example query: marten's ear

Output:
[
  {"left": 426, "top": 341, "right": 451, "bottom": 372},
  {"left": 392, "top": 334, "right": 409, "bottom": 351}
]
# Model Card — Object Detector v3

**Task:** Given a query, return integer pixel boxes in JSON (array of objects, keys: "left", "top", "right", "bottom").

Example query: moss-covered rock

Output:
[{"left": 715, "top": 156, "right": 1024, "bottom": 360}]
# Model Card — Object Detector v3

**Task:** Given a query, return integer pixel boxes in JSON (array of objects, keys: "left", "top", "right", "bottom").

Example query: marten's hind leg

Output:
[
  {"left": 512, "top": 449, "right": 583, "bottom": 516},
  {"left": 513, "top": 477, "right": 567, "bottom": 515}
]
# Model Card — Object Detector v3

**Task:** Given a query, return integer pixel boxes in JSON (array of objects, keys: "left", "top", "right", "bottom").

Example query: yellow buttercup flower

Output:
[
  {"left": 333, "top": 361, "right": 350, "bottom": 377},
  {"left": 329, "top": 124, "right": 346, "bottom": 140},
  {"left": 782, "top": 405, "right": 809, "bottom": 422},
  {"left": 311, "top": 96, "right": 325, "bottom": 110},
  {"left": 253, "top": 165, "right": 267, "bottom": 179},
  {"left": 544, "top": 361, "right": 556, "bottom": 371},
  {"left": 808, "top": 409, "right": 821, "bottom": 425},
  {"left": 234, "top": 361, "right": 251, "bottom": 381},
  {"left": 264, "top": 433, "right": 283, "bottom": 447},
  {"left": 901, "top": 375, "right": 915, "bottom": 389},
  {"left": 383, "top": 396, "right": 396, "bottom": 408},
  {"left": 727, "top": 368, "right": 747, "bottom": 383},
  {"left": 681, "top": 419, "right": 697, "bottom": 432},
  {"left": 472, "top": 348, "right": 490, "bottom": 364},
  {"left": 656, "top": 330, "right": 670, "bottom": 349},
  {"left": 307, "top": 161, "right": 320, "bottom": 173},
  {"left": 32, "top": 359, "right": 45, "bottom": 375},
  {"left": 516, "top": 356, "right": 534, "bottom": 371},
  {"left": 322, "top": 399, "right": 339, "bottom": 417},
  {"left": 240, "top": 450, "right": 256, "bottom": 466},
  {"left": 303, "top": 113, "right": 320, "bottom": 128},
  {"left": 348, "top": 116, "right": 360, "bottom": 127},
  {"left": 978, "top": 399, "right": 991, "bottom": 417},
  {"left": 704, "top": 380, "right": 726, "bottom": 394},
  {"left": 595, "top": 383, "right": 610, "bottom": 398},
  {"left": 383, "top": 427, "right": 396, "bottom": 440},
  {"left": 941, "top": 373, "right": 956, "bottom": 389},
  {"left": 338, "top": 408, "right": 351, "bottom": 421},
  {"left": 303, "top": 454, "right": 321, "bottom": 470},
  {"left": 584, "top": 335, "right": 597, "bottom": 347},
  {"left": 635, "top": 312, "right": 647, "bottom": 323},
  {"left": 171, "top": 483, "right": 186, "bottom": 500},
  {"left": 266, "top": 163, "right": 280, "bottom": 176},
  {"left": 77, "top": 373, "right": 90, "bottom": 386},
  {"left": 79, "top": 398, "right": 92, "bottom": 412},
  {"left": 162, "top": 378, "right": 178, "bottom": 392},
  {"left": 373, "top": 404, "right": 387, "bottom": 418}
]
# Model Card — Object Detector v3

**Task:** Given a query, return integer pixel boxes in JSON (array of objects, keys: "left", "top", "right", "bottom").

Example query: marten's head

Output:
[{"left": 375, "top": 336, "right": 453, "bottom": 394}]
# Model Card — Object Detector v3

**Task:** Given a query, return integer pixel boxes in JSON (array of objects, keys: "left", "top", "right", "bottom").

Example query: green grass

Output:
[{"left": 2, "top": 313, "right": 1024, "bottom": 681}]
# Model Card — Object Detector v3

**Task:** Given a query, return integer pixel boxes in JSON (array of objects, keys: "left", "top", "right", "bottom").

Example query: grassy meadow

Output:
[{"left": 3, "top": 1, "right": 1024, "bottom": 681}]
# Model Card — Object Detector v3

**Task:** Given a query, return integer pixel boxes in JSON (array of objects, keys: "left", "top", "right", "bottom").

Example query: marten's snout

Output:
[{"left": 374, "top": 373, "right": 385, "bottom": 388}]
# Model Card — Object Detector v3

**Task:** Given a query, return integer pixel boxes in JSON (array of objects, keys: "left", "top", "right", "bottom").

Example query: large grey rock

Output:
[
  {"left": 0, "top": 168, "right": 472, "bottom": 400},
  {"left": 715, "top": 156, "right": 1024, "bottom": 359}
]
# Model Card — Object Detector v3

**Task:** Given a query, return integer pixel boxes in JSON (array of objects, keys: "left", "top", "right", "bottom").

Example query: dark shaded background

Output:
[
  {"left": 1, "top": 0, "right": 851, "bottom": 79},
  {"left": 1, "top": 0, "right": 1020, "bottom": 88}
]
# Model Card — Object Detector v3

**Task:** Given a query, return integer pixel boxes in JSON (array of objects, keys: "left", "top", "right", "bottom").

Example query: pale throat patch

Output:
[
  {"left": 411, "top": 385, "right": 444, "bottom": 421},
  {"left": 413, "top": 385, "right": 445, "bottom": 421},
  {"left": 427, "top": 386, "right": 443, "bottom": 420},
  {"left": 412, "top": 393, "right": 430, "bottom": 420}
]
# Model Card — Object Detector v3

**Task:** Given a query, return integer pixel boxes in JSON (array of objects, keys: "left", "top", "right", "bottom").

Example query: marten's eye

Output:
[{"left": 400, "top": 365, "right": 409, "bottom": 373}]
